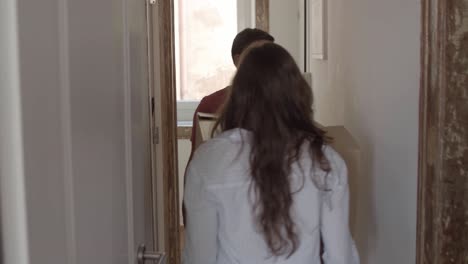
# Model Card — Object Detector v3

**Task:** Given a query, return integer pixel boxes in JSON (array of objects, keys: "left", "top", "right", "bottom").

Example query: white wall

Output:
[
  {"left": 308, "top": 0, "right": 420, "bottom": 263},
  {"left": 269, "top": 0, "right": 302, "bottom": 69}
]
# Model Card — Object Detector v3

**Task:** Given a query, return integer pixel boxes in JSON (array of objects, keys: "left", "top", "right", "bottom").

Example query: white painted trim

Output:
[
  {"left": 121, "top": 0, "right": 135, "bottom": 262},
  {"left": 0, "top": 1, "right": 30, "bottom": 263},
  {"left": 57, "top": 0, "right": 76, "bottom": 263},
  {"left": 308, "top": 0, "right": 326, "bottom": 60},
  {"left": 174, "top": 0, "right": 181, "bottom": 101},
  {"left": 148, "top": 2, "right": 167, "bottom": 251}
]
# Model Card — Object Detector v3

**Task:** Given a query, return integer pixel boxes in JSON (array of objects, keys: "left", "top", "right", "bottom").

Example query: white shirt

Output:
[{"left": 183, "top": 128, "right": 360, "bottom": 264}]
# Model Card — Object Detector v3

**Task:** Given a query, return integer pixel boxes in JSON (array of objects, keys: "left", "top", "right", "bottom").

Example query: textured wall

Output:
[{"left": 418, "top": 0, "right": 468, "bottom": 263}]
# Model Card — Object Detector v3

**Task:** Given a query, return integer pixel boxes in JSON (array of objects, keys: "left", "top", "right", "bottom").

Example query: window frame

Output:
[
  {"left": 176, "top": 100, "right": 199, "bottom": 124},
  {"left": 175, "top": 0, "right": 256, "bottom": 124}
]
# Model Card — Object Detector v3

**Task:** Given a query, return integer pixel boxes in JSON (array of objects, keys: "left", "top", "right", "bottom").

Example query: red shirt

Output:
[{"left": 189, "top": 87, "right": 228, "bottom": 159}]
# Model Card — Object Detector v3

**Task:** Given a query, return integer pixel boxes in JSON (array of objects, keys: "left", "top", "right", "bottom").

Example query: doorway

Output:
[{"left": 147, "top": 1, "right": 269, "bottom": 263}]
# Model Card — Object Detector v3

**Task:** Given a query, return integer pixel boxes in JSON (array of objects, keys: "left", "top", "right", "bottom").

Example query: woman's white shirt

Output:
[{"left": 183, "top": 128, "right": 360, "bottom": 264}]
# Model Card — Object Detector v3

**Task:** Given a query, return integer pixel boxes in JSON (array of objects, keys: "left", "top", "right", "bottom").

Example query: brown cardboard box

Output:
[
  {"left": 194, "top": 112, "right": 218, "bottom": 149},
  {"left": 194, "top": 119, "right": 360, "bottom": 181},
  {"left": 325, "top": 126, "right": 361, "bottom": 184},
  {"left": 325, "top": 126, "right": 361, "bottom": 233}
]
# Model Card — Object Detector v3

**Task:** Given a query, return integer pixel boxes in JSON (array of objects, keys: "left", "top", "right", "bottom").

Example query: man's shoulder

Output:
[
  {"left": 197, "top": 87, "right": 229, "bottom": 113},
  {"left": 202, "top": 87, "right": 228, "bottom": 101}
]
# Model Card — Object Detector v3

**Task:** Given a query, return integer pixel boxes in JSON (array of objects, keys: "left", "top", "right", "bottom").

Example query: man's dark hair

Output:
[{"left": 231, "top": 28, "right": 275, "bottom": 58}]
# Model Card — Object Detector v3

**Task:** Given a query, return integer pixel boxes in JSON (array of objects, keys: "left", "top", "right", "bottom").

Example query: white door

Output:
[{"left": 0, "top": 0, "right": 162, "bottom": 263}]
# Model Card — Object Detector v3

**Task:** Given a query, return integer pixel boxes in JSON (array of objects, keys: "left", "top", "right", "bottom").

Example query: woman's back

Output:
[{"left": 183, "top": 128, "right": 359, "bottom": 264}]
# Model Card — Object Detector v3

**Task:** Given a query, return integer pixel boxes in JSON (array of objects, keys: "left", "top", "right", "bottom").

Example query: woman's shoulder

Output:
[
  {"left": 194, "top": 129, "right": 248, "bottom": 156},
  {"left": 190, "top": 128, "right": 250, "bottom": 180}
]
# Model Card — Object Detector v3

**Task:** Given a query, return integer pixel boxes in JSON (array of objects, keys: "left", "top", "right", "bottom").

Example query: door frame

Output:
[
  {"left": 255, "top": 0, "right": 269, "bottom": 32},
  {"left": 417, "top": 0, "right": 468, "bottom": 263},
  {"left": 149, "top": 0, "right": 180, "bottom": 263}
]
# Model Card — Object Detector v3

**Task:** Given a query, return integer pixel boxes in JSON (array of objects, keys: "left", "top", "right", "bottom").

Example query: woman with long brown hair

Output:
[{"left": 183, "top": 43, "right": 359, "bottom": 264}]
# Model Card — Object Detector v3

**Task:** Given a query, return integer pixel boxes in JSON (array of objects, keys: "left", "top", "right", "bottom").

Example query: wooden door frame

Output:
[
  {"left": 417, "top": 0, "right": 468, "bottom": 263},
  {"left": 256, "top": 0, "right": 269, "bottom": 32},
  {"left": 154, "top": 1, "right": 180, "bottom": 263}
]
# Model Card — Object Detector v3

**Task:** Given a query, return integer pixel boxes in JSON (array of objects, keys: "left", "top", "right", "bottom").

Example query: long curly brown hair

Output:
[{"left": 214, "top": 43, "right": 331, "bottom": 257}]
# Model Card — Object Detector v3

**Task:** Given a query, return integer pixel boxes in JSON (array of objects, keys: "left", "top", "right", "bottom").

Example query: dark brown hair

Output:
[
  {"left": 215, "top": 43, "right": 331, "bottom": 257},
  {"left": 231, "top": 28, "right": 275, "bottom": 59}
]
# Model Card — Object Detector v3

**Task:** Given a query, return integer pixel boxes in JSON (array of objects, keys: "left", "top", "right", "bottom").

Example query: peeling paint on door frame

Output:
[{"left": 417, "top": 0, "right": 468, "bottom": 263}]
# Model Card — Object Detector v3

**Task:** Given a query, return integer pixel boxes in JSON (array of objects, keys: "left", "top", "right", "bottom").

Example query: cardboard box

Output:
[
  {"left": 325, "top": 126, "right": 361, "bottom": 233},
  {"left": 194, "top": 118, "right": 360, "bottom": 181},
  {"left": 325, "top": 126, "right": 361, "bottom": 182},
  {"left": 194, "top": 112, "right": 218, "bottom": 150}
]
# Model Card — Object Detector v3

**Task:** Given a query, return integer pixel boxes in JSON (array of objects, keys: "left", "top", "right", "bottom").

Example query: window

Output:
[{"left": 175, "top": 0, "right": 254, "bottom": 123}]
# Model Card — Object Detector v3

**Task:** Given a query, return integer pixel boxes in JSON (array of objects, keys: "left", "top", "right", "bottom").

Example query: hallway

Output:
[{"left": 1, "top": 0, "right": 467, "bottom": 264}]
